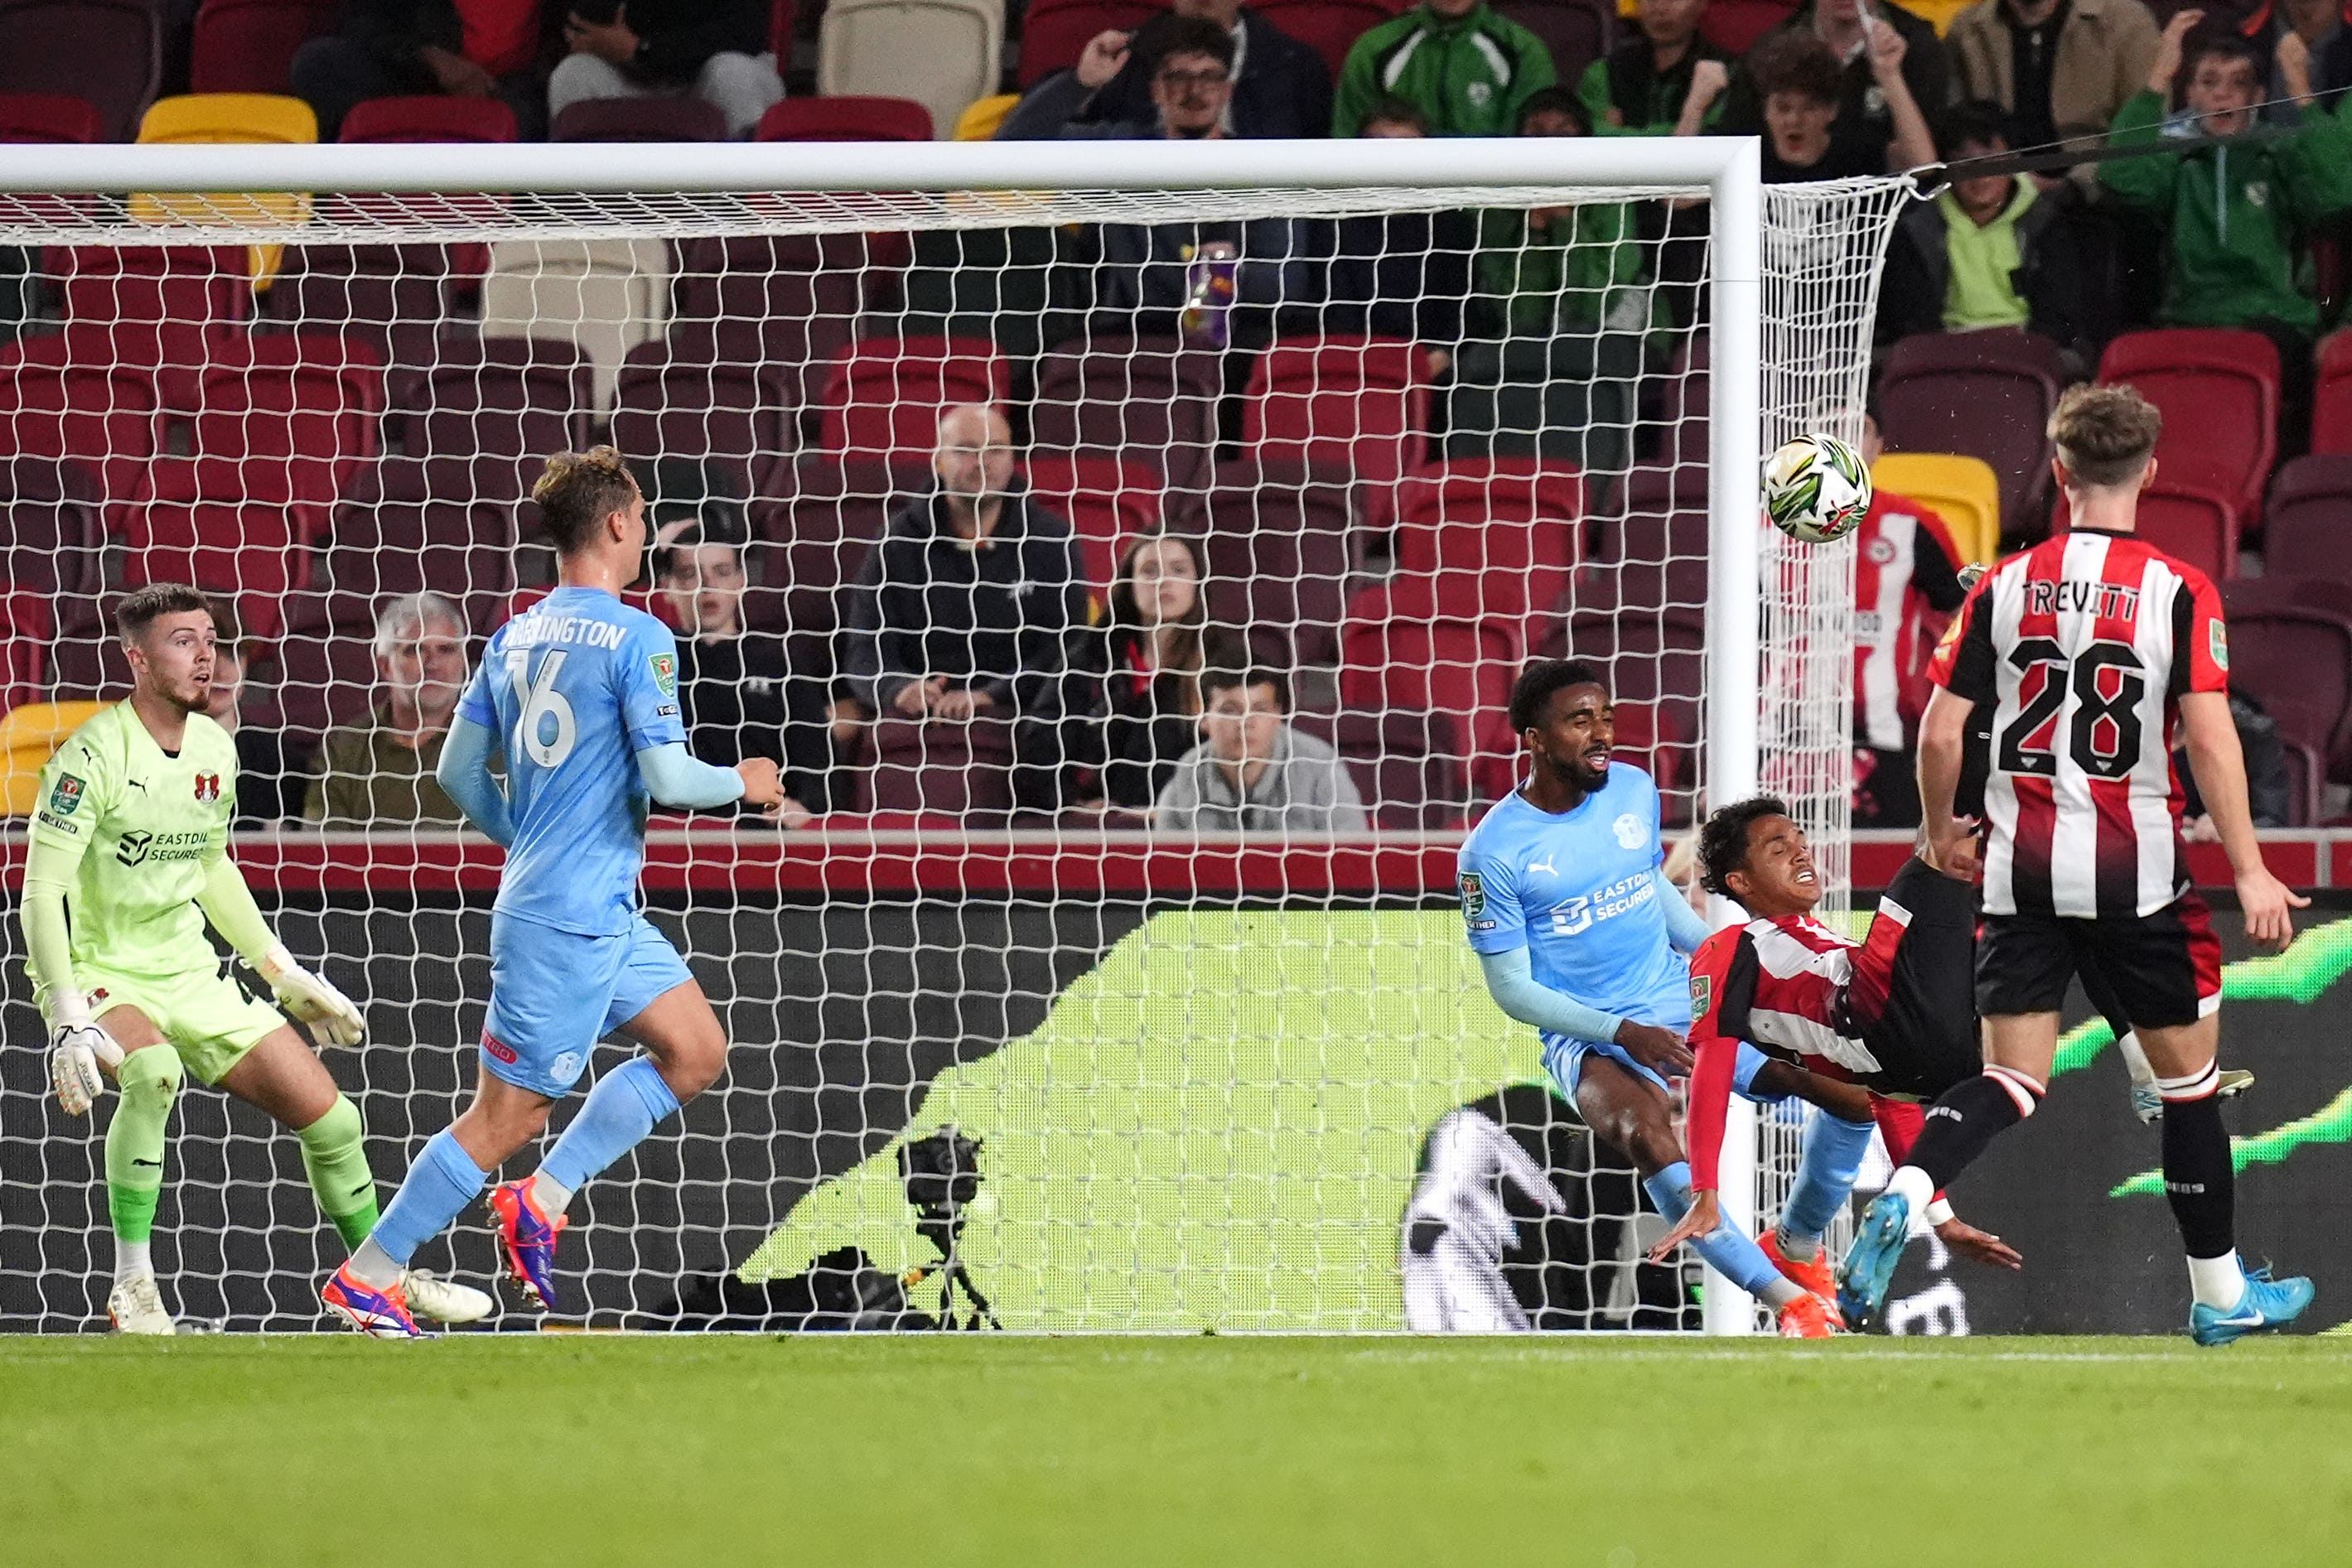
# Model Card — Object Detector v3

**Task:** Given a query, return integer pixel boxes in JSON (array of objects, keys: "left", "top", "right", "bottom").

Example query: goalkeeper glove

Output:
[
  {"left": 46, "top": 995, "right": 123, "bottom": 1117},
  {"left": 259, "top": 945, "right": 366, "bottom": 1049}
]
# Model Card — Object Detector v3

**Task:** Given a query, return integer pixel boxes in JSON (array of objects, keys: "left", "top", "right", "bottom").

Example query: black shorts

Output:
[
  {"left": 1842, "top": 855, "right": 1983, "bottom": 1100},
  {"left": 1974, "top": 895, "right": 2224, "bottom": 1030}
]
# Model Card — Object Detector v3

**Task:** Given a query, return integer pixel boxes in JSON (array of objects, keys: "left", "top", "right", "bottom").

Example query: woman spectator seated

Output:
[{"left": 1089, "top": 532, "right": 1244, "bottom": 812}]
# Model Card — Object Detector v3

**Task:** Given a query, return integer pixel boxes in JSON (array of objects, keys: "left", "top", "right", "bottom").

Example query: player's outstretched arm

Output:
[
  {"left": 20, "top": 836, "right": 123, "bottom": 1114},
  {"left": 437, "top": 713, "right": 517, "bottom": 847},
  {"left": 2179, "top": 690, "right": 2310, "bottom": 950},
  {"left": 1649, "top": 866, "right": 1713, "bottom": 954},
  {"left": 1476, "top": 948, "right": 1694, "bottom": 1077},
  {"left": 195, "top": 853, "right": 365, "bottom": 1049},
  {"left": 1916, "top": 687, "right": 1980, "bottom": 883}
]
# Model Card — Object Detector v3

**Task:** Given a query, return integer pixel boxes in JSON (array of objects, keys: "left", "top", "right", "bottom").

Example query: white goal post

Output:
[{"left": 0, "top": 137, "right": 1907, "bottom": 1335}]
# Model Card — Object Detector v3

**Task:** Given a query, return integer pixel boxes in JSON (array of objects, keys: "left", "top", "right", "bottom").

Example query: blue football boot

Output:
[
  {"left": 1836, "top": 1191, "right": 1913, "bottom": 1332},
  {"left": 2190, "top": 1266, "right": 2316, "bottom": 1347}
]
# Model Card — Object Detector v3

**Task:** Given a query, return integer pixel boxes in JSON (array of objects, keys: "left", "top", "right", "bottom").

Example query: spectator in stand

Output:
[
  {"left": 1090, "top": 532, "right": 1239, "bottom": 813},
  {"left": 1001, "top": 20, "right": 1315, "bottom": 335},
  {"left": 1718, "top": 0, "right": 1949, "bottom": 173},
  {"left": 303, "top": 591, "right": 469, "bottom": 827},
  {"left": 1840, "top": 411, "right": 1968, "bottom": 828},
  {"left": 1706, "top": 28, "right": 1935, "bottom": 181},
  {"left": 1331, "top": 0, "right": 1557, "bottom": 138},
  {"left": 2252, "top": 0, "right": 2352, "bottom": 124},
  {"left": 1324, "top": 99, "right": 1475, "bottom": 375},
  {"left": 1154, "top": 664, "right": 1368, "bottom": 833},
  {"left": 293, "top": 0, "right": 554, "bottom": 142},
  {"left": 1878, "top": 100, "right": 2089, "bottom": 362},
  {"left": 1582, "top": 0, "right": 1732, "bottom": 135},
  {"left": 1471, "top": 91, "right": 1653, "bottom": 340},
  {"left": 841, "top": 403, "right": 1095, "bottom": 813},
  {"left": 1943, "top": 0, "right": 2158, "bottom": 171},
  {"left": 1021, "top": 0, "right": 1333, "bottom": 139},
  {"left": 201, "top": 601, "right": 307, "bottom": 829},
  {"left": 2102, "top": 17, "right": 2352, "bottom": 427},
  {"left": 2180, "top": 687, "right": 2294, "bottom": 830},
  {"left": 651, "top": 526, "right": 818, "bottom": 826},
  {"left": 548, "top": 0, "right": 782, "bottom": 139}
]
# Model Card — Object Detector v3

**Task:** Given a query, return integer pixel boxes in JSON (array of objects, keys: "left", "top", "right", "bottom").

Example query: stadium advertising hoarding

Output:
[{"left": 5, "top": 862, "right": 2348, "bottom": 1335}]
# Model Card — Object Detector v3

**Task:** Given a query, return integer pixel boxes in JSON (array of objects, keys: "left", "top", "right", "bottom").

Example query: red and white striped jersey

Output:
[
  {"left": 1928, "top": 526, "right": 2228, "bottom": 919},
  {"left": 1852, "top": 492, "right": 1967, "bottom": 752},
  {"left": 1688, "top": 916, "right": 1889, "bottom": 1078}
]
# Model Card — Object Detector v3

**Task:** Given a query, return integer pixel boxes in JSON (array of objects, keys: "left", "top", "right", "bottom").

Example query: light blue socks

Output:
[
  {"left": 364, "top": 1128, "right": 490, "bottom": 1274},
  {"left": 537, "top": 1055, "right": 681, "bottom": 1204},
  {"left": 1643, "top": 1159, "right": 1795, "bottom": 1302}
]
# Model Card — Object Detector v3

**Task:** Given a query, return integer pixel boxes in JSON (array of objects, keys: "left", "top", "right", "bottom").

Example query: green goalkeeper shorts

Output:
[{"left": 53, "top": 961, "right": 287, "bottom": 1086}]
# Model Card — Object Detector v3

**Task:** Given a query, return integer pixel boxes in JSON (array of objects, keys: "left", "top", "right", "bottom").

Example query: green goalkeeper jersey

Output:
[{"left": 29, "top": 703, "right": 239, "bottom": 979}]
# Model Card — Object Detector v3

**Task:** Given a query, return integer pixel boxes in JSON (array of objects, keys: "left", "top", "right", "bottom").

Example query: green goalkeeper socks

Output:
[
  {"left": 104, "top": 1048, "right": 183, "bottom": 1247},
  {"left": 298, "top": 1095, "right": 380, "bottom": 1250}
]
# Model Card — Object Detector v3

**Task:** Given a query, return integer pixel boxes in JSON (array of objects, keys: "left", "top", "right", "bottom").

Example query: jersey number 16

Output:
[{"left": 506, "top": 647, "right": 577, "bottom": 770}]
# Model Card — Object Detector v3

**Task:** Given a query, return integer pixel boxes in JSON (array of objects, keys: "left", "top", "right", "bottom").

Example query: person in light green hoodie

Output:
[
  {"left": 2100, "top": 12, "right": 2352, "bottom": 341},
  {"left": 1331, "top": 0, "right": 1555, "bottom": 138}
]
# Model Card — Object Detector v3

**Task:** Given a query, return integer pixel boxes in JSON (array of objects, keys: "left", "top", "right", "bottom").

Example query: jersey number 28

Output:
[
  {"left": 506, "top": 647, "right": 577, "bottom": 770},
  {"left": 1996, "top": 638, "right": 2146, "bottom": 780}
]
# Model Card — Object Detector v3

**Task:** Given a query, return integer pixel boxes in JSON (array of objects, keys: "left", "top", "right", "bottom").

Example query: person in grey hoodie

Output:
[{"left": 1153, "top": 665, "right": 1369, "bottom": 833}]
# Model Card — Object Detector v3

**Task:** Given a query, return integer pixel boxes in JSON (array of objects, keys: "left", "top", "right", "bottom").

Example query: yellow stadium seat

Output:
[
  {"left": 954, "top": 93, "right": 1020, "bottom": 142},
  {"left": 133, "top": 93, "right": 319, "bottom": 289},
  {"left": 1894, "top": 0, "right": 1975, "bottom": 34},
  {"left": 1, "top": 701, "right": 109, "bottom": 817},
  {"left": 1873, "top": 451, "right": 2001, "bottom": 564}
]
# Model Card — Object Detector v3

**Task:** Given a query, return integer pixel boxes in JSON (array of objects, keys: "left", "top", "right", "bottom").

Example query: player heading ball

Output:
[{"left": 324, "top": 448, "right": 788, "bottom": 1337}]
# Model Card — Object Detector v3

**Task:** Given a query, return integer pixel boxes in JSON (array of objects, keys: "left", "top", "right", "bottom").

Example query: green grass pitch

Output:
[{"left": 6, "top": 1336, "right": 2349, "bottom": 1566}]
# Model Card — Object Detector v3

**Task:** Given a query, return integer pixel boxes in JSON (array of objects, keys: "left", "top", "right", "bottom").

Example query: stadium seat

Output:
[
  {"left": 951, "top": 93, "right": 1019, "bottom": 140},
  {"left": 2222, "top": 602, "right": 2352, "bottom": 802},
  {"left": 0, "top": 455, "right": 105, "bottom": 611},
  {"left": 0, "top": 0, "right": 161, "bottom": 142},
  {"left": 1023, "top": 452, "right": 1162, "bottom": 588},
  {"left": 0, "top": 699, "right": 109, "bottom": 815},
  {"left": 865, "top": 716, "right": 1018, "bottom": 821},
  {"left": 0, "top": 587, "right": 46, "bottom": 716},
  {"left": 195, "top": 330, "right": 384, "bottom": 533},
  {"left": 1493, "top": 0, "right": 1612, "bottom": 96},
  {"left": 1018, "top": 0, "right": 1166, "bottom": 86},
  {"left": 340, "top": 94, "right": 519, "bottom": 144},
  {"left": 2263, "top": 454, "right": 2352, "bottom": 582},
  {"left": 1245, "top": 335, "right": 1432, "bottom": 488},
  {"left": 818, "top": 0, "right": 1001, "bottom": 142},
  {"left": 2098, "top": 328, "right": 2277, "bottom": 521},
  {"left": 0, "top": 330, "right": 162, "bottom": 500},
  {"left": 2055, "top": 475, "right": 2242, "bottom": 581},
  {"left": 188, "top": 0, "right": 339, "bottom": 95},
  {"left": 553, "top": 96, "right": 729, "bottom": 143},
  {"left": 1582, "top": 463, "right": 1708, "bottom": 614},
  {"left": 117, "top": 451, "right": 319, "bottom": 639},
  {"left": 1545, "top": 605, "right": 1707, "bottom": 820},
  {"left": 1391, "top": 456, "right": 1585, "bottom": 641},
  {"left": 1902, "top": 0, "right": 1974, "bottom": 32},
  {"left": 1292, "top": 707, "right": 1470, "bottom": 829},
  {"left": 1032, "top": 333, "right": 1221, "bottom": 495},
  {"left": 819, "top": 334, "right": 1012, "bottom": 463},
  {"left": 1640, "top": 334, "right": 1710, "bottom": 467},
  {"left": 1699, "top": 0, "right": 1795, "bottom": 52},
  {"left": 676, "top": 230, "right": 910, "bottom": 425},
  {"left": 48, "top": 245, "right": 249, "bottom": 413},
  {"left": 1447, "top": 333, "right": 1643, "bottom": 483},
  {"left": 269, "top": 591, "right": 389, "bottom": 735},
  {"left": 758, "top": 94, "right": 936, "bottom": 142},
  {"left": 133, "top": 94, "right": 318, "bottom": 288},
  {"left": 1338, "top": 596, "right": 1523, "bottom": 800},
  {"left": 611, "top": 330, "right": 797, "bottom": 497},
  {"left": 746, "top": 453, "right": 925, "bottom": 633},
  {"left": 479, "top": 238, "right": 672, "bottom": 411},
  {"left": 1253, "top": 0, "right": 1411, "bottom": 77},
  {"left": 1871, "top": 451, "right": 1999, "bottom": 564},
  {"left": 1876, "top": 327, "right": 2072, "bottom": 541},
  {"left": 2314, "top": 330, "right": 2352, "bottom": 455},
  {"left": 261, "top": 244, "right": 461, "bottom": 391},
  {"left": 404, "top": 331, "right": 595, "bottom": 499},
  {"left": 0, "top": 92, "right": 101, "bottom": 142},
  {"left": 1184, "top": 455, "right": 1360, "bottom": 667}
]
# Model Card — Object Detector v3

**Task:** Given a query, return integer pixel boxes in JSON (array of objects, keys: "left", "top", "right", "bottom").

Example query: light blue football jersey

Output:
[
  {"left": 456, "top": 586, "right": 688, "bottom": 938},
  {"left": 1456, "top": 764, "right": 1690, "bottom": 1046}
]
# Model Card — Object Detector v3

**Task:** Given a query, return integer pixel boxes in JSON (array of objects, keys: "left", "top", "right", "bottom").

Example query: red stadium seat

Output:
[
  {"left": 1019, "top": 0, "right": 1167, "bottom": 85},
  {"left": 675, "top": 231, "right": 910, "bottom": 426},
  {"left": 2098, "top": 328, "right": 2277, "bottom": 521},
  {"left": 2055, "top": 475, "right": 2242, "bottom": 581},
  {"left": 0, "top": 0, "right": 161, "bottom": 142},
  {"left": 553, "top": 96, "right": 728, "bottom": 142},
  {"left": 1292, "top": 707, "right": 1470, "bottom": 828},
  {"left": 0, "top": 330, "right": 162, "bottom": 502},
  {"left": 865, "top": 716, "right": 1018, "bottom": 822},
  {"left": 1022, "top": 452, "right": 1161, "bottom": 588},
  {"left": 48, "top": 245, "right": 249, "bottom": 413},
  {"left": 1252, "top": 0, "right": 1409, "bottom": 78},
  {"left": 118, "top": 456, "right": 311, "bottom": 639},
  {"left": 1641, "top": 332, "right": 1710, "bottom": 466},
  {"left": 746, "top": 453, "right": 925, "bottom": 634},
  {"left": 194, "top": 330, "right": 384, "bottom": 538},
  {"left": 404, "top": 331, "right": 595, "bottom": 499},
  {"left": 772, "top": 0, "right": 797, "bottom": 54},
  {"left": 1582, "top": 463, "right": 1711, "bottom": 614},
  {"left": 1182, "top": 455, "right": 1360, "bottom": 667},
  {"left": 2223, "top": 601, "right": 2352, "bottom": 798},
  {"left": 2315, "top": 330, "right": 2352, "bottom": 456},
  {"left": 0, "top": 586, "right": 46, "bottom": 714},
  {"left": 1391, "top": 456, "right": 1584, "bottom": 639},
  {"left": 1876, "top": 327, "right": 2073, "bottom": 539},
  {"left": 611, "top": 331, "right": 797, "bottom": 495},
  {"left": 1700, "top": 0, "right": 1796, "bottom": 54},
  {"left": 2263, "top": 454, "right": 2352, "bottom": 583},
  {"left": 757, "top": 95, "right": 935, "bottom": 142},
  {"left": 0, "top": 92, "right": 102, "bottom": 142},
  {"left": 820, "top": 334, "right": 1011, "bottom": 463},
  {"left": 340, "top": 94, "right": 519, "bottom": 144},
  {"left": 189, "top": 0, "right": 339, "bottom": 95},
  {"left": 1338, "top": 586, "right": 1522, "bottom": 799},
  {"left": 1031, "top": 332, "right": 1220, "bottom": 495},
  {"left": 1244, "top": 334, "right": 1431, "bottom": 488},
  {"left": 1493, "top": 0, "right": 1612, "bottom": 99}
]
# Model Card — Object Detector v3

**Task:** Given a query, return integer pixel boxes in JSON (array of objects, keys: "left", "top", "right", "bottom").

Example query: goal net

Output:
[{"left": 0, "top": 143, "right": 1907, "bottom": 1333}]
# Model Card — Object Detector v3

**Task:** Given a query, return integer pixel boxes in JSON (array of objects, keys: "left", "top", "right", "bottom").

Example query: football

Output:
[{"left": 1762, "top": 433, "right": 1874, "bottom": 543}]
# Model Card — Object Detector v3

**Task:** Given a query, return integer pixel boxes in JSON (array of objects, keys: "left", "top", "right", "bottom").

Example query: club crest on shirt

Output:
[
  {"left": 192, "top": 772, "right": 221, "bottom": 803},
  {"left": 49, "top": 774, "right": 85, "bottom": 816},
  {"left": 1612, "top": 813, "right": 1648, "bottom": 851},
  {"left": 2210, "top": 620, "right": 2229, "bottom": 672},
  {"left": 651, "top": 653, "right": 679, "bottom": 698},
  {"left": 1458, "top": 871, "right": 1486, "bottom": 919}
]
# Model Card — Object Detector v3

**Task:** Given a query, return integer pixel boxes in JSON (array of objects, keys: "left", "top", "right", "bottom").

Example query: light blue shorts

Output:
[
  {"left": 481, "top": 912, "right": 695, "bottom": 1098},
  {"left": 1544, "top": 1035, "right": 1777, "bottom": 1103}
]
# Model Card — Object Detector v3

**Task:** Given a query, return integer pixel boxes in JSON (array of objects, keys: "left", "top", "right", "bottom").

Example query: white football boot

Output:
[
  {"left": 402, "top": 1270, "right": 495, "bottom": 1325},
  {"left": 107, "top": 1274, "right": 177, "bottom": 1335}
]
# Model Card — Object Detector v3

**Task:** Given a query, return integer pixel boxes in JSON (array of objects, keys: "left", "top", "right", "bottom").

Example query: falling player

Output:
[
  {"left": 323, "top": 448, "right": 785, "bottom": 1336},
  {"left": 1841, "top": 385, "right": 2314, "bottom": 1344},
  {"left": 1459, "top": 659, "right": 1879, "bottom": 1338},
  {"left": 22, "top": 582, "right": 489, "bottom": 1334},
  {"left": 1648, "top": 798, "right": 2026, "bottom": 1308}
]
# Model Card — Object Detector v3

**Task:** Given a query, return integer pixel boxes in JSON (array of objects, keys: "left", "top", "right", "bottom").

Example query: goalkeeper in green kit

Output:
[{"left": 21, "top": 582, "right": 490, "bottom": 1334}]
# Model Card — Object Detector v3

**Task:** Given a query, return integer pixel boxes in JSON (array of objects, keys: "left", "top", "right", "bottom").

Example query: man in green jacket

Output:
[
  {"left": 2101, "top": 14, "right": 2352, "bottom": 340},
  {"left": 1331, "top": 0, "right": 1556, "bottom": 138}
]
